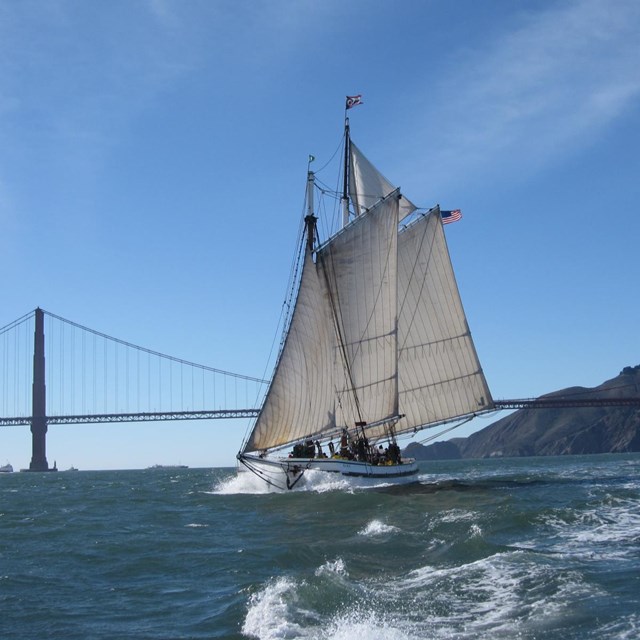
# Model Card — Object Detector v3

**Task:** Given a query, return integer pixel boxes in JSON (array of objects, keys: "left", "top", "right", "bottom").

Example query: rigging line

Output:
[
  {"left": 256, "top": 174, "right": 310, "bottom": 392},
  {"left": 318, "top": 180, "right": 344, "bottom": 246},
  {"left": 279, "top": 227, "right": 307, "bottom": 350},
  {"left": 41, "top": 309, "right": 268, "bottom": 385},
  {"left": 312, "top": 130, "right": 346, "bottom": 175},
  {"left": 279, "top": 171, "right": 313, "bottom": 316},
  {"left": 243, "top": 174, "right": 316, "bottom": 446},
  {"left": 312, "top": 179, "right": 341, "bottom": 200},
  {"left": 311, "top": 164, "right": 345, "bottom": 237},
  {"left": 414, "top": 415, "right": 475, "bottom": 445},
  {"left": 314, "top": 188, "right": 334, "bottom": 250},
  {"left": 240, "top": 228, "right": 311, "bottom": 453},
  {"left": 281, "top": 194, "right": 308, "bottom": 317},
  {"left": 238, "top": 456, "right": 288, "bottom": 491}
]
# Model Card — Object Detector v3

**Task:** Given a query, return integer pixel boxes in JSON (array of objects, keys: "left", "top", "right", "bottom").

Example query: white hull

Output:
[{"left": 239, "top": 453, "right": 418, "bottom": 489}]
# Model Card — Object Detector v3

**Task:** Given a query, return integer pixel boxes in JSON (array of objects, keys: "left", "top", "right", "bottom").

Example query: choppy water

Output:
[{"left": 1, "top": 454, "right": 639, "bottom": 639}]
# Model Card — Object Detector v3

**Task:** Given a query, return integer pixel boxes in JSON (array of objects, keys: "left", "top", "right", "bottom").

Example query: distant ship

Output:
[
  {"left": 0, "top": 462, "right": 13, "bottom": 473},
  {"left": 147, "top": 464, "right": 188, "bottom": 469}
]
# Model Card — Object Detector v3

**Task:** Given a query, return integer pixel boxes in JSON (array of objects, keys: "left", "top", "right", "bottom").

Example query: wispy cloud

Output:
[{"left": 407, "top": 0, "right": 640, "bottom": 192}]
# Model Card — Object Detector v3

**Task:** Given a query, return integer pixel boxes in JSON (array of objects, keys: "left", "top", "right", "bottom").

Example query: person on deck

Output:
[{"left": 340, "top": 429, "right": 349, "bottom": 457}]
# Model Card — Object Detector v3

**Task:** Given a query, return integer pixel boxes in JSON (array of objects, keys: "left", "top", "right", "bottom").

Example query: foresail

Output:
[
  {"left": 317, "top": 193, "right": 399, "bottom": 431},
  {"left": 349, "top": 141, "right": 417, "bottom": 221},
  {"left": 396, "top": 207, "right": 493, "bottom": 433},
  {"left": 243, "top": 249, "right": 336, "bottom": 453}
]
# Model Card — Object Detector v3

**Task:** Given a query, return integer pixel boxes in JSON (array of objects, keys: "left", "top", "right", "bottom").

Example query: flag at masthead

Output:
[{"left": 346, "top": 95, "right": 363, "bottom": 110}]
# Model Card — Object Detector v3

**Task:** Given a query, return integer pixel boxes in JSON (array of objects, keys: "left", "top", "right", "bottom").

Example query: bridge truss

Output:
[{"left": 0, "top": 408, "right": 261, "bottom": 427}]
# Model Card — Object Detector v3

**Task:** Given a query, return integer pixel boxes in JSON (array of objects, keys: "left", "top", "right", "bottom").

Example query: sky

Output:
[{"left": 1, "top": 0, "right": 639, "bottom": 470}]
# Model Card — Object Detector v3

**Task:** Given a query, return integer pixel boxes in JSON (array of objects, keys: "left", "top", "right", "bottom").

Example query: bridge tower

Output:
[{"left": 28, "top": 308, "right": 53, "bottom": 471}]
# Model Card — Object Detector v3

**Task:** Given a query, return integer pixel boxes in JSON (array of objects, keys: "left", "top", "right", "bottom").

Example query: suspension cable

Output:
[{"left": 41, "top": 309, "right": 267, "bottom": 384}]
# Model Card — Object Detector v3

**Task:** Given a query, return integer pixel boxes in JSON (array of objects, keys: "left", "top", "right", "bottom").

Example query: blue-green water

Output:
[{"left": 1, "top": 454, "right": 639, "bottom": 639}]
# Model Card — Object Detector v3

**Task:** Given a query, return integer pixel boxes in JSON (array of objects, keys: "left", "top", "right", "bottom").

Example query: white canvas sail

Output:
[
  {"left": 349, "top": 141, "right": 417, "bottom": 221},
  {"left": 317, "top": 193, "right": 400, "bottom": 432},
  {"left": 396, "top": 207, "right": 493, "bottom": 433},
  {"left": 244, "top": 249, "right": 336, "bottom": 452}
]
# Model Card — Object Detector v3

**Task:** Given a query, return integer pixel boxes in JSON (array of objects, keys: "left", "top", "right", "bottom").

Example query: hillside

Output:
[{"left": 405, "top": 366, "right": 640, "bottom": 461}]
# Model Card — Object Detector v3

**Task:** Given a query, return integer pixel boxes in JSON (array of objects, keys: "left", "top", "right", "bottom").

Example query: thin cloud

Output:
[{"left": 405, "top": 0, "right": 640, "bottom": 193}]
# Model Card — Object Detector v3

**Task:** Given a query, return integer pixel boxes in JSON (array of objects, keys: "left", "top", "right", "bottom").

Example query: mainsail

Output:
[
  {"left": 317, "top": 192, "right": 400, "bottom": 433},
  {"left": 241, "top": 130, "right": 493, "bottom": 455}
]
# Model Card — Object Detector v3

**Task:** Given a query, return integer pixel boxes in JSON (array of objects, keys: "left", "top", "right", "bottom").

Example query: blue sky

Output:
[{"left": 1, "top": 0, "right": 639, "bottom": 470}]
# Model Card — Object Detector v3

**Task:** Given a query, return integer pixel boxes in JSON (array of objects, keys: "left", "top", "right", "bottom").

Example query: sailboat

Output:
[{"left": 238, "top": 108, "right": 494, "bottom": 490}]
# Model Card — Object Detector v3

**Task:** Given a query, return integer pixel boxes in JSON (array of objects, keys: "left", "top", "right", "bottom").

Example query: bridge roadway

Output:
[
  {"left": 493, "top": 397, "right": 640, "bottom": 410},
  {"left": 2, "top": 397, "right": 639, "bottom": 428},
  {"left": 0, "top": 409, "right": 261, "bottom": 427}
]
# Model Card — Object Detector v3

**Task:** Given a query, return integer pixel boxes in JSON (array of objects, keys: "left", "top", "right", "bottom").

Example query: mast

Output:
[
  {"left": 305, "top": 170, "right": 317, "bottom": 251},
  {"left": 341, "top": 118, "right": 350, "bottom": 228}
]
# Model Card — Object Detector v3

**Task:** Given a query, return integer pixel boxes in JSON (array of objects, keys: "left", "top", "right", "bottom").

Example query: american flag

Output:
[
  {"left": 346, "top": 95, "right": 363, "bottom": 109},
  {"left": 441, "top": 209, "right": 462, "bottom": 224}
]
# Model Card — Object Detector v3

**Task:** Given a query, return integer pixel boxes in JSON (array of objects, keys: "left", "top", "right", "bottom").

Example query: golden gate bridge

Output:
[
  {"left": 2, "top": 308, "right": 639, "bottom": 471},
  {"left": 1, "top": 308, "right": 266, "bottom": 471}
]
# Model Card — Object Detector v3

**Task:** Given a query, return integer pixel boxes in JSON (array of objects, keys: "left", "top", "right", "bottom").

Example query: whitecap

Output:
[
  {"left": 596, "top": 612, "right": 640, "bottom": 640},
  {"left": 241, "top": 551, "right": 596, "bottom": 640},
  {"left": 438, "top": 509, "right": 476, "bottom": 523},
  {"left": 243, "top": 577, "right": 423, "bottom": 640},
  {"left": 357, "top": 519, "right": 400, "bottom": 537},
  {"left": 388, "top": 551, "right": 600, "bottom": 638},
  {"left": 210, "top": 469, "right": 283, "bottom": 495},
  {"left": 315, "top": 558, "right": 348, "bottom": 578},
  {"left": 534, "top": 496, "right": 640, "bottom": 561},
  {"left": 322, "top": 610, "right": 417, "bottom": 640},
  {"left": 242, "top": 576, "right": 306, "bottom": 639}
]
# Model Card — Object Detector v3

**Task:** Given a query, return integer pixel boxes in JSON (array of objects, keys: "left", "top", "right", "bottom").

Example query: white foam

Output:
[
  {"left": 596, "top": 612, "right": 640, "bottom": 640},
  {"left": 388, "top": 551, "right": 596, "bottom": 638},
  {"left": 242, "top": 549, "right": 604, "bottom": 640},
  {"left": 298, "top": 468, "right": 417, "bottom": 493},
  {"left": 358, "top": 519, "right": 400, "bottom": 537},
  {"left": 322, "top": 610, "right": 417, "bottom": 640},
  {"left": 438, "top": 509, "right": 476, "bottom": 523},
  {"left": 242, "top": 576, "right": 306, "bottom": 639},
  {"left": 314, "top": 558, "right": 348, "bottom": 578},
  {"left": 533, "top": 496, "right": 640, "bottom": 561},
  {"left": 211, "top": 466, "right": 409, "bottom": 495},
  {"left": 210, "top": 469, "right": 284, "bottom": 495},
  {"left": 296, "top": 469, "right": 359, "bottom": 493},
  {"left": 243, "top": 575, "right": 423, "bottom": 640}
]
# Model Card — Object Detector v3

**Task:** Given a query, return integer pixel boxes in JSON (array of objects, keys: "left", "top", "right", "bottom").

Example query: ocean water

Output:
[{"left": 1, "top": 454, "right": 639, "bottom": 640}]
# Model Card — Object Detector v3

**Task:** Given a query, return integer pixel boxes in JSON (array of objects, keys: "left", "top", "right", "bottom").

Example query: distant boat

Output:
[
  {"left": 147, "top": 464, "right": 188, "bottom": 469},
  {"left": 0, "top": 463, "right": 13, "bottom": 473},
  {"left": 237, "top": 107, "right": 493, "bottom": 490},
  {"left": 67, "top": 466, "right": 79, "bottom": 471}
]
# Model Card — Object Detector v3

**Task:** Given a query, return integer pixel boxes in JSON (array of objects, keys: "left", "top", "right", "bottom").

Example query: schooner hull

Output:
[{"left": 239, "top": 453, "right": 419, "bottom": 489}]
